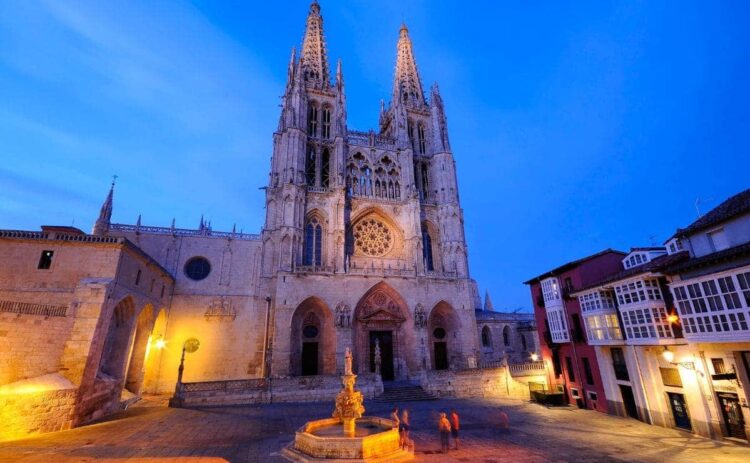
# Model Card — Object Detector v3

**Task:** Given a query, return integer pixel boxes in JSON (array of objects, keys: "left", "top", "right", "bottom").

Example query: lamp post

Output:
[{"left": 169, "top": 337, "right": 200, "bottom": 408}]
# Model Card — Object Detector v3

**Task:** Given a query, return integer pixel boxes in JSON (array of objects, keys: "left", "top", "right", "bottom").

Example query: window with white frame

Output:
[
  {"left": 620, "top": 306, "right": 674, "bottom": 340},
  {"left": 584, "top": 313, "right": 623, "bottom": 341},
  {"left": 666, "top": 238, "right": 684, "bottom": 255},
  {"left": 614, "top": 278, "right": 663, "bottom": 306},
  {"left": 579, "top": 290, "right": 616, "bottom": 312},
  {"left": 546, "top": 306, "right": 569, "bottom": 343},
  {"left": 671, "top": 269, "right": 750, "bottom": 337},
  {"left": 542, "top": 278, "right": 561, "bottom": 304}
]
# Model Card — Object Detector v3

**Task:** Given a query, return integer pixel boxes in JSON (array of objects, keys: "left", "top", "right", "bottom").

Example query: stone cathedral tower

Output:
[{"left": 262, "top": 1, "right": 479, "bottom": 380}]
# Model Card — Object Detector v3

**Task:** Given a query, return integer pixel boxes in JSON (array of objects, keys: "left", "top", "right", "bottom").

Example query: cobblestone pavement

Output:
[{"left": 1, "top": 395, "right": 749, "bottom": 463}]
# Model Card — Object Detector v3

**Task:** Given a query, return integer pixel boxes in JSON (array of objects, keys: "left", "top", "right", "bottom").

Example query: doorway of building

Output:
[
  {"left": 434, "top": 342, "right": 448, "bottom": 370},
  {"left": 619, "top": 384, "right": 639, "bottom": 420},
  {"left": 667, "top": 392, "right": 692, "bottom": 430},
  {"left": 369, "top": 331, "right": 394, "bottom": 380},
  {"left": 717, "top": 392, "right": 747, "bottom": 440},
  {"left": 301, "top": 342, "right": 319, "bottom": 376}
]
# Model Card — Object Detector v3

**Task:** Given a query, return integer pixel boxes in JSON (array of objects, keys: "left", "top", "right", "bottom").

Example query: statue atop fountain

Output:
[{"left": 333, "top": 347, "right": 365, "bottom": 437}]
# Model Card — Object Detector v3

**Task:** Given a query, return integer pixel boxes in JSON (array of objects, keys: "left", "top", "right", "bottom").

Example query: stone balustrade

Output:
[
  {"left": 110, "top": 223, "right": 260, "bottom": 241},
  {"left": 0, "top": 300, "right": 68, "bottom": 318}
]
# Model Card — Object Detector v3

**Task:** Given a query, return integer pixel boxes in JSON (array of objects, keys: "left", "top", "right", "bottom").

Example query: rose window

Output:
[{"left": 353, "top": 218, "right": 393, "bottom": 257}]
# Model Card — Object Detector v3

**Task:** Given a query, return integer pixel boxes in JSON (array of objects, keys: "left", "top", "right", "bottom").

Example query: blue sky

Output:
[{"left": 1, "top": 1, "right": 748, "bottom": 310}]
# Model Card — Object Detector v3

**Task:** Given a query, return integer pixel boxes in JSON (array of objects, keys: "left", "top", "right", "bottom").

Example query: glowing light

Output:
[
  {"left": 155, "top": 338, "right": 167, "bottom": 349},
  {"left": 667, "top": 314, "right": 679, "bottom": 324},
  {"left": 531, "top": 353, "right": 539, "bottom": 362},
  {"left": 662, "top": 347, "right": 675, "bottom": 363}
]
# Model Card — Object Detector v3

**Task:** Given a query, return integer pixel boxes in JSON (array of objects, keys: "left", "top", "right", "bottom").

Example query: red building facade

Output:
[{"left": 525, "top": 249, "right": 625, "bottom": 413}]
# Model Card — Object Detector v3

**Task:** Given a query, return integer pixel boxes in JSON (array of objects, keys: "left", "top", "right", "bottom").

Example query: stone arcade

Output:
[{"left": 0, "top": 1, "right": 536, "bottom": 441}]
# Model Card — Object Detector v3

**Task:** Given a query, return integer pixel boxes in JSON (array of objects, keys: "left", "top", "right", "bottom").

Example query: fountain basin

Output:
[{"left": 282, "top": 416, "right": 412, "bottom": 462}]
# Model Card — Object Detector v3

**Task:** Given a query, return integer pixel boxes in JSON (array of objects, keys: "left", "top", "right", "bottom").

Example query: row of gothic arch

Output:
[{"left": 287, "top": 282, "right": 463, "bottom": 379}]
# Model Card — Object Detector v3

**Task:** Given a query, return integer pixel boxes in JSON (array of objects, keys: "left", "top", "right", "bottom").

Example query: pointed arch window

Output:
[
  {"left": 321, "top": 148, "right": 330, "bottom": 188},
  {"left": 503, "top": 326, "right": 511, "bottom": 347},
  {"left": 421, "top": 163, "right": 429, "bottom": 199},
  {"left": 305, "top": 146, "right": 316, "bottom": 186},
  {"left": 481, "top": 326, "right": 492, "bottom": 348},
  {"left": 304, "top": 217, "right": 323, "bottom": 266},
  {"left": 322, "top": 106, "right": 331, "bottom": 138},
  {"left": 308, "top": 104, "right": 318, "bottom": 136},
  {"left": 422, "top": 223, "right": 434, "bottom": 271},
  {"left": 417, "top": 123, "right": 426, "bottom": 154}
]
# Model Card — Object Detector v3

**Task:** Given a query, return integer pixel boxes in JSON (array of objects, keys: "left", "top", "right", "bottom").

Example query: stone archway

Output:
[
  {"left": 142, "top": 308, "right": 168, "bottom": 394},
  {"left": 98, "top": 296, "right": 137, "bottom": 381},
  {"left": 290, "top": 297, "right": 335, "bottom": 376},
  {"left": 353, "top": 282, "right": 410, "bottom": 381},
  {"left": 428, "top": 301, "right": 462, "bottom": 370},
  {"left": 124, "top": 304, "right": 154, "bottom": 394}
]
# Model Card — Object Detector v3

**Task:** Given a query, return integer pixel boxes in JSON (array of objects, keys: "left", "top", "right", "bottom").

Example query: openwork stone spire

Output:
[
  {"left": 300, "top": 1, "right": 330, "bottom": 89},
  {"left": 392, "top": 23, "right": 425, "bottom": 108},
  {"left": 92, "top": 178, "right": 115, "bottom": 235}
]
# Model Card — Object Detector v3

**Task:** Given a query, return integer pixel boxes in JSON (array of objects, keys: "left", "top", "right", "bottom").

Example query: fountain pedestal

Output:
[{"left": 281, "top": 348, "right": 412, "bottom": 462}]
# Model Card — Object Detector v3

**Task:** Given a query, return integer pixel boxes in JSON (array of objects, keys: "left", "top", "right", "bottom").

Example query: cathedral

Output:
[{"left": 1, "top": 2, "right": 542, "bottom": 440}]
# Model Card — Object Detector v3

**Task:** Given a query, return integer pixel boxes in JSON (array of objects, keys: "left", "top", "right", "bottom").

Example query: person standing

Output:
[
  {"left": 438, "top": 412, "right": 452, "bottom": 453},
  {"left": 400, "top": 409, "right": 410, "bottom": 450},
  {"left": 450, "top": 409, "right": 460, "bottom": 450},
  {"left": 391, "top": 407, "right": 400, "bottom": 429}
]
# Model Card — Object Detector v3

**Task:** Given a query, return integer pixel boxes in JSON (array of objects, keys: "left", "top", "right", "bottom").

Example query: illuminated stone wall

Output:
[{"left": 422, "top": 367, "right": 546, "bottom": 400}]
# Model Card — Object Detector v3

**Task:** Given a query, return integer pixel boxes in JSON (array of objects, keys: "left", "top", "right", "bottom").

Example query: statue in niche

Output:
[
  {"left": 414, "top": 303, "right": 426, "bottom": 328},
  {"left": 335, "top": 302, "right": 351, "bottom": 328}
]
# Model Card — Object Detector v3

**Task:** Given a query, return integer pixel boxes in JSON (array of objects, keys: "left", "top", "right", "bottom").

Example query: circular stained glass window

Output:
[
  {"left": 184, "top": 257, "right": 211, "bottom": 281},
  {"left": 353, "top": 218, "right": 393, "bottom": 257},
  {"left": 433, "top": 327, "right": 446, "bottom": 339},
  {"left": 303, "top": 325, "right": 319, "bottom": 338}
]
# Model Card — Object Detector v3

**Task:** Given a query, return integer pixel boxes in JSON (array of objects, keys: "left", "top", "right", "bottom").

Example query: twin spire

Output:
[{"left": 298, "top": 1, "right": 425, "bottom": 106}]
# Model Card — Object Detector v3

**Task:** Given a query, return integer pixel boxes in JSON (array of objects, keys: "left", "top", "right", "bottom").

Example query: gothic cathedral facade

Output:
[{"left": 261, "top": 2, "right": 479, "bottom": 380}]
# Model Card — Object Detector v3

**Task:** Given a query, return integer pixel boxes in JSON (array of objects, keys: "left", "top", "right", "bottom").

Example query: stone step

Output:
[{"left": 374, "top": 384, "right": 437, "bottom": 403}]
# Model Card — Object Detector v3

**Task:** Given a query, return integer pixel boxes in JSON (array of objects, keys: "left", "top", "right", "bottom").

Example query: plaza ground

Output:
[{"left": 1, "top": 396, "right": 748, "bottom": 463}]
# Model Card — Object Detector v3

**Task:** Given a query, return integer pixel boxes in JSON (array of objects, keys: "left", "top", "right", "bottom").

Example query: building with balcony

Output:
[
  {"left": 525, "top": 249, "right": 626, "bottom": 413},
  {"left": 660, "top": 188, "right": 750, "bottom": 442}
]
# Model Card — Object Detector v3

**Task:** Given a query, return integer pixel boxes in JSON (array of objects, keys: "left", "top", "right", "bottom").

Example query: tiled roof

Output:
[
  {"left": 574, "top": 251, "right": 690, "bottom": 293},
  {"left": 661, "top": 242, "right": 750, "bottom": 275},
  {"left": 523, "top": 248, "right": 627, "bottom": 285},
  {"left": 674, "top": 188, "right": 750, "bottom": 238}
]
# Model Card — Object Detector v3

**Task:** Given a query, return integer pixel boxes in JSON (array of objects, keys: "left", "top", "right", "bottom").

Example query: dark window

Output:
[
  {"left": 307, "top": 104, "right": 318, "bottom": 136},
  {"left": 150, "top": 279, "right": 155, "bottom": 293},
  {"left": 37, "top": 250, "right": 54, "bottom": 269},
  {"left": 303, "top": 217, "right": 323, "bottom": 266},
  {"left": 305, "top": 146, "right": 316, "bottom": 186},
  {"left": 552, "top": 350, "right": 562, "bottom": 376},
  {"left": 160, "top": 285, "right": 165, "bottom": 298},
  {"left": 582, "top": 357, "right": 595, "bottom": 385},
  {"left": 321, "top": 149, "right": 330, "bottom": 187},
  {"left": 566, "top": 356, "right": 576, "bottom": 382},
  {"left": 571, "top": 313, "right": 585, "bottom": 343},
  {"left": 611, "top": 347, "right": 630, "bottom": 381},
  {"left": 135, "top": 269, "right": 142, "bottom": 286},
  {"left": 481, "top": 326, "right": 491, "bottom": 347},
  {"left": 433, "top": 327, "right": 446, "bottom": 339},
  {"left": 322, "top": 107, "right": 331, "bottom": 138},
  {"left": 564, "top": 277, "right": 573, "bottom": 291},
  {"left": 303, "top": 325, "right": 319, "bottom": 338},
  {"left": 422, "top": 224, "right": 434, "bottom": 271},
  {"left": 184, "top": 257, "right": 211, "bottom": 281},
  {"left": 521, "top": 334, "right": 528, "bottom": 351},
  {"left": 503, "top": 326, "right": 511, "bottom": 346}
]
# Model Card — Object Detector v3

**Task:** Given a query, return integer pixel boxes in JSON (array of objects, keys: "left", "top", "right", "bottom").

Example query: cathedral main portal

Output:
[{"left": 353, "top": 283, "right": 412, "bottom": 380}]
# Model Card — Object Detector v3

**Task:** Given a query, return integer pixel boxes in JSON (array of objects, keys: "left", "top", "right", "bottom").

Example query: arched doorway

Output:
[
  {"left": 353, "top": 282, "right": 409, "bottom": 381},
  {"left": 290, "top": 297, "right": 335, "bottom": 376},
  {"left": 428, "top": 301, "right": 462, "bottom": 370},
  {"left": 99, "top": 296, "right": 136, "bottom": 380},
  {"left": 124, "top": 304, "right": 154, "bottom": 394}
]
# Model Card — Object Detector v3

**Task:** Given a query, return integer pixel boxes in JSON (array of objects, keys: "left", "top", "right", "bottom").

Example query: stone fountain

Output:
[{"left": 282, "top": 348, "right": 413, "bottom": 462}]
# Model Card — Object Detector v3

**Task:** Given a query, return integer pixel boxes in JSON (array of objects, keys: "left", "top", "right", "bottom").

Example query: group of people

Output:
[{"left": 390, "top": 407, "right": 462, "bottom": 454}]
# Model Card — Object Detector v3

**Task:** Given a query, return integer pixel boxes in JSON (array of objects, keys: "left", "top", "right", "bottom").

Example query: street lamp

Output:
[
  {"left": 169, "top": 337, "right": 200, "bottom": 408},
  {"left": 531, "top": 352, "right": 539, "bottom": 362},
  {"left": 661, "top": 346, "right": 695, "bottom": 370}
]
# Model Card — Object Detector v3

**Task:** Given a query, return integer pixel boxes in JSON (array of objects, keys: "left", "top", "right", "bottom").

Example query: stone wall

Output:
[
  {"left": 421, "top": 367, "right": 546, "bottom": 400},
  {"left": 0, "top": 374, "right": 77, "bottom": 442},
  {"left": 176, "top": 374, "right": 383, "bottom": 407}
]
